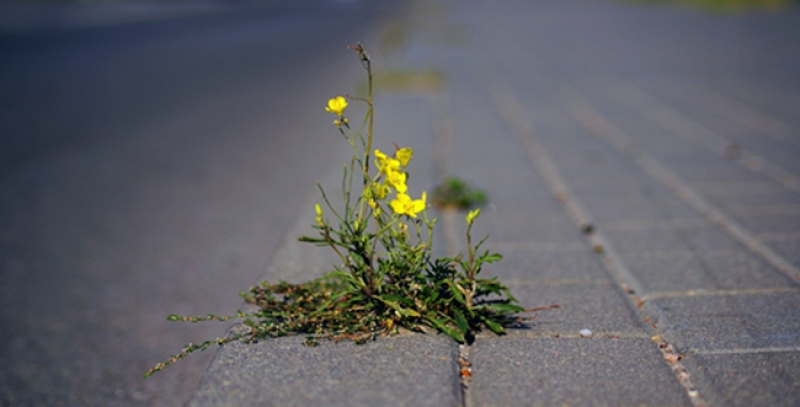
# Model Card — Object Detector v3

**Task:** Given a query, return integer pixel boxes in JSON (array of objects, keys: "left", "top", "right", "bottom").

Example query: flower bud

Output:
[
  {"left": 466, "top": 208, "right": 481, "bottom": 225},
  {"left": 315, "top": 204, "right": 324, "bottom": 226}
]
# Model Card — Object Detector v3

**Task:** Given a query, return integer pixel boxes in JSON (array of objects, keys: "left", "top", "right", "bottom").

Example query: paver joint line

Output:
[
  {"left": 640, "top": 287, "right": 799, "bottom": 302},
  {"left": 693, "top": 347, "right": 800, "bottom": 356}
]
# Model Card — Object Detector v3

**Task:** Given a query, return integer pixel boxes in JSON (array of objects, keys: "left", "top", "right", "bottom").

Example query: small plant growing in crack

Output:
[
  {"left": 145, "top": 45, "right": 536, "bottom": 378},
  {"left": 432, "top": 176, "right": 488, "bottom": 211}
]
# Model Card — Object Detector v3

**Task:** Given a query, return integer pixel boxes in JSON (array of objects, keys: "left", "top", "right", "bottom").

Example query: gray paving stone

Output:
[
  {"left": 679, "top": 226, "right": 753, "bottom": 252},
  {"left": 688, "top": 180, "right": 785, "bottom": 197},
  {"left": 766, "top": 238, "right": 800, "bottom": 269},
  {"left": 709, "top": 190, "right": 800, "bottom": 208},
  {"left": 724, "top": 204, "right": 800, "bottom": 218},
  {"left": 681, "top": 351, "right": 800, "bottom": 407},
  {"left": 601, "top": 227, "right": 692, "bottom": 254},
  {"left": 619, "top": 249, "right": 793, "bottom": 294},
  {"left": 189, "top": 334, "right": 461, "bottom": 407},
  {"left": 602, "top": 223, "right": 746, "bottom": 254},
  {"left": 445, "top": 78, "right": 565, "bottom": 218},
  {"left": 563, "top": 174, "right": 662, "bottom": 196},
  {"left": 579, "top": 195, "right": 700, "bottom": 222},
  {"left": 733, "top": 214, "right": 800, "bottom": 235},
  {"left": 481, "top": 245, "right": 608, "bottom": 282},
  {"left": 554, "top": 166, "right": 649, "bottom": 194},
  {"left": 466, "top": 213, "right": 585, "bottom": 245},
  {"left": 502, "top": 282, "right": 644, "bottom": 335},
  {"left": 654, "top": 292, "right": 800, "bottom": 353},
  {"left": 667, "top": 160, "right": 768, "bottom": 184},
  {"left": 478, "top": 185, "right": 566, "bottom": 217},
  {"left": 470, "top": 337, "right": 692, "bottom": 407}
]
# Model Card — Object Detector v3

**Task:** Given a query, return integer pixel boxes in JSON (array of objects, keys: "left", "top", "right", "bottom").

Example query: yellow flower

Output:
[
  {"left": 396, "top": 148, "right": 413, "bottom": 167},
  {"left": 375, "top": 149, "right": 400, "bottom": 174},
  {"left": 325, "top": 96, "right": 348, "bottom": 116},
  {"left": 385, "top": 169, "right": 407, "bottom": 193},
  {"left": 466, "top": 208, "right": 481, "bottom": 225},
  {"left": 390, "top": 192, "right": 426, "bottom": 218}
]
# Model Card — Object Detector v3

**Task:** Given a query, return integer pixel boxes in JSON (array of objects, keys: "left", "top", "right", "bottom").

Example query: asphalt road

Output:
[{"left": 0, "top": 2, "right": 403, "bottom": 405}]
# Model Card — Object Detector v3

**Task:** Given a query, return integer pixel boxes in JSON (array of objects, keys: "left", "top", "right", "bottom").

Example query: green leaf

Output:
[
  {"left": 427, "top": 316, "right": 465, "bottom": 343},
  {"left": 311, "top": 290, "right": 349, "bottom": 315},
  {"left": 327, "top": 271, "right": 364, "bottom": 289},
  {"left": 453, "top": 310, "right": 469, "bottom": 335},
  {"left": 381, "top": 299, "right": 421, "bottom": 317},
  {"left": 481, "top": 316, "right": 505, "bottom": 334},
  {"left": 382, "top": 294, "right": 415, "bottom": 307},
  {"left": 298, "top": 236, "right": 326, "bottom": 243},
  {"left": 447, "top": 282, "right": 466, "bottom": 305},
  {"left": 441, "top": 325, "right": 466, "bottom": 343},
  {"left": 480, "top": 252, "right": 503, "bottom": 264},
  {"left": 475, "top": 235, "right": 490, "bottom": 251},
  {"left": 399, "top": 308, "right": 421, "bottom": 317}
]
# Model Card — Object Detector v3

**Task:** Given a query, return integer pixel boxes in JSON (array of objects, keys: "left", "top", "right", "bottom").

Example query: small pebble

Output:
[{"left": 579, "top": 329, "right": 592, "bottom": 338}]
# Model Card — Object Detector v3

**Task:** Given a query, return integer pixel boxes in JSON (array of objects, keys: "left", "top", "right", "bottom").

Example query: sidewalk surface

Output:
[{"left": 190, "top": 0, "right": 800, "bottom": 405}]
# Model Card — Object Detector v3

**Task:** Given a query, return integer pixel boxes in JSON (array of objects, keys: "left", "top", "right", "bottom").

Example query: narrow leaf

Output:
[
  {"left": 447, "top": 282, "right": 466, "bottom": 305},
  {"left": 453, "top": 310, "right": 469, "bottom": 335},
  {"left": 481, "top": 316, "right": 505, "bottom": 334}
]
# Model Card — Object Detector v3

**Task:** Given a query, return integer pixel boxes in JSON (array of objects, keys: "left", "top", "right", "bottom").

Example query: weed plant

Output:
[
  {"left": 146, "top": 45, "right": 530, "bottom": 378},
  {"left": 432, "top": 176, "right": 488, "bottom": 210}
]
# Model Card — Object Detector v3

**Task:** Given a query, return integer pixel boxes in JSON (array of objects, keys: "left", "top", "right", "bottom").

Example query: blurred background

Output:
[{"left": 0, "top": 0, "right": 405, "bottom": 405}]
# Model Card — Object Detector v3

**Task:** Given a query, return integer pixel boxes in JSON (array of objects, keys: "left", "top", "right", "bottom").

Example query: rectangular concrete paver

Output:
[
  {"left": 189, "top": 334, "right": 461, "bottom": 407},
  {"left": 616, "top": 249, "right": 794, "bottom": 294},
  {"left": 503, "top": 282, "right": 643, "bottom": 336},
  {"left": 654, "top": 293, "right": 800, "bottom": 353},
  {"left": 470, "top": 337, "right": 691, "bottom": 407},
  {"left": 681, "top": 351, "right": 800, "bottom": 407}
]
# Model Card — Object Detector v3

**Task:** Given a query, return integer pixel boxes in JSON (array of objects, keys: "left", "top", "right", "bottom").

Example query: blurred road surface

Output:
[{"left": 0, "top": 2, "right": 403, "bottom": 405}]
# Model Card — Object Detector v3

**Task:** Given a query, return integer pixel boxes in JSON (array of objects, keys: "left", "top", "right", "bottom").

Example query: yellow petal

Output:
[
  {"left": 325, "top": 96, "right": 347, "bottom": 116},
  {"left": 412, "top": 192, "right": 426, "bottom": 214},
  {"left": 396, "top": 148, "right": 413, "bottom": 167},
  {"left": 390, "top": 193, "right": 411, "bottom": 215}
]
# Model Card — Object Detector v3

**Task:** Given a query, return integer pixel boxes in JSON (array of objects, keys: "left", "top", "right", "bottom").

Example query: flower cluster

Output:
[
  {"left": 325, "top": 96, "right": 426, "bottom": 220},
  {"left": 373, "top": 148, "right": 425, "bottom": 218}
]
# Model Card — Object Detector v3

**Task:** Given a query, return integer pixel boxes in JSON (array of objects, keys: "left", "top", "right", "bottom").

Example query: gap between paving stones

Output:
[
  {"left": 478, "top": 67, "right": 708, "bottom": 407},
  {"left": 429, "top": 89, "right": 473, "bottom": 407}
]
